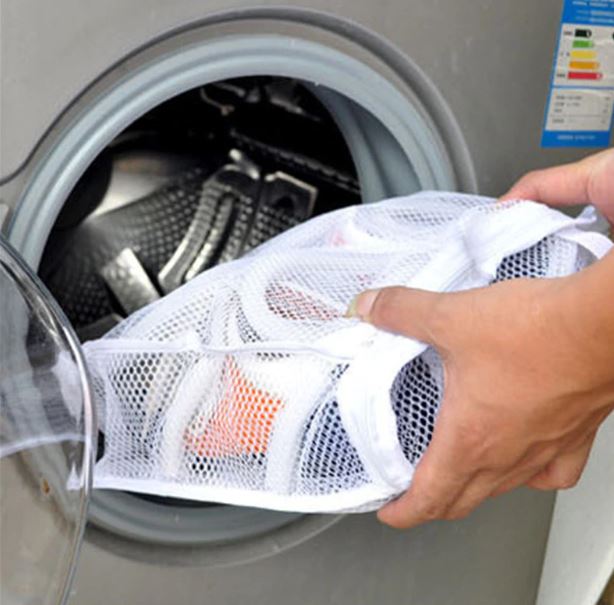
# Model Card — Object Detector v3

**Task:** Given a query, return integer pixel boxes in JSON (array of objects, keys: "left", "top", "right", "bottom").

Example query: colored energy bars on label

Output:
[{"left": 566, "top": 29, "right": 603, "bottom": 82}]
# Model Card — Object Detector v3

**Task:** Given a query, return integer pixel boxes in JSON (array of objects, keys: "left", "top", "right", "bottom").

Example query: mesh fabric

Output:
[{"left": 83, "top": 192, "right": 611, "bottom": 512}]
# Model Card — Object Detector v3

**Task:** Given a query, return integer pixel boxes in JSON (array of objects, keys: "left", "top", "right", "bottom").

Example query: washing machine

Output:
[{"left": 1, "top": 1, "right": 613, "bottom": 605}]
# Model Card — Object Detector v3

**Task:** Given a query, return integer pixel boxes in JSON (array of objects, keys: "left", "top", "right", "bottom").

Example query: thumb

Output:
[{"left": 346, "top": 286, "right": 446, "bottom": 344}]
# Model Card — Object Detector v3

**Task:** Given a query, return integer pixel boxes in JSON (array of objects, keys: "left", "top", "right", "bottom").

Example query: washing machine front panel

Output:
[
  {"left": 0, "top": 2, "right": 584, "bottom": 604},
  {"left": 70, "top": 489, "right": 554, "bottom": 605},
  {"left": 0, "top": 0, "right": 591, "bottom": 193}
]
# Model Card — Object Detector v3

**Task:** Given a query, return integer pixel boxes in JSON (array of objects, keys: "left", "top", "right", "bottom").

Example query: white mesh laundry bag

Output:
[{"left": 83, "top": 192, "right": 612, "bottom": 513}]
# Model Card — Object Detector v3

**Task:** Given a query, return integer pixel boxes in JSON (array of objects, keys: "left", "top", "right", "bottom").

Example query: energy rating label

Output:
[{"left": 543, "top": 0, "right": 614, "bottom": 147}]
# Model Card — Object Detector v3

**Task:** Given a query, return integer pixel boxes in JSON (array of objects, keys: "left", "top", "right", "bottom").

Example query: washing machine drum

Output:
[{"left": 80, "top": 192, "right": 611, "bottom": 513}]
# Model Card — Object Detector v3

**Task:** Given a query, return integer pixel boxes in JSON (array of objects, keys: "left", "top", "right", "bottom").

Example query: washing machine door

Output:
[{"left": 0, "top": 237, "right": 96, "bottom": 605}]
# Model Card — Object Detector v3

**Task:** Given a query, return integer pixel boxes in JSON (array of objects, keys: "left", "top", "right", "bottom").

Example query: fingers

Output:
[
  {"left": 526, "top": 434, "right": 595, "bottom": 491},
  {"left": 377, "top": 405, "right": 474, "bottom": 528},
  {"left": 490, "top": 469, "right": 542, "bottom": 498},
  {"left": 439, "top": 470, "right": 501, "bottom": 520},
  {"left": 347, "top": 286, "right": 447, "bottom": 345},
  {"left": 380, "top": 429, "right": 598, "bottom": 528},
  {"left": 499, "top": 161, "right": 592, "bottom": 206},
  {"left": 500, "top": 149, "right": 614, "bottom": 226},
  {"left": 377, "top": 452, "right": 472, "bottom": 528},
  {"left": 381, "top": 436, "right": 594, "bottom": 528},
  {"left": 488, "top": 451, "right": 559, "bottom": 498}
]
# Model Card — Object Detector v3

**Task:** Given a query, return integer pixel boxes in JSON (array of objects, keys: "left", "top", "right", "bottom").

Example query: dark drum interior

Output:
[{"left": 38, "top": 76, "right": 362, "bottom": 508}]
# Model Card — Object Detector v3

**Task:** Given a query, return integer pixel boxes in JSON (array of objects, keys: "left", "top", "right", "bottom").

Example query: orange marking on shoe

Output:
[{"left": 184, "top": 357, "right": 284, "bottom": 457}]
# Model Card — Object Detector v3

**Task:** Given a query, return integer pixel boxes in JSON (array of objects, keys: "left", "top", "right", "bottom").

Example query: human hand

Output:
[
  {"left": 500, "top": 148, "right": 614, "bottom": 225},
  {"left": 349, "top": 258, "right": 614, "bottom": 528}
]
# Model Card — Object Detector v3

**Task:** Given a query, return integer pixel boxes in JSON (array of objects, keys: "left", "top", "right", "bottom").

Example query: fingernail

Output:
[{"left": 345, "top": 289, "right": 380, "bottom": 320}]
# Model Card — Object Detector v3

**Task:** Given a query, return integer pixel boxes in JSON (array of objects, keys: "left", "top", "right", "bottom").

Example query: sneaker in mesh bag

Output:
[{"left": 83, "top": 192, "right": 612, "bottom": 512}]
